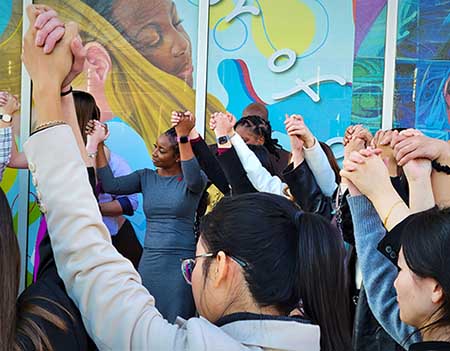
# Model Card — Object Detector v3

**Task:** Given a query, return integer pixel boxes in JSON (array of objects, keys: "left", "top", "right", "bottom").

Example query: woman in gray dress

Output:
[{"left": 90, "top": 112, "right": 207, "bottom": 322}]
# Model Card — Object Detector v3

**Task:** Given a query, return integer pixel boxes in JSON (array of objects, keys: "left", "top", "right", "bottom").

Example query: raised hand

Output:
[
  {"left": 284, "top": 114, "right": 315, "bottom": 148},
  {"left": 174, "top": 111, "right": 195, "bottom": 136},
  {"left": 213, "top": 112, "right": 235, "bottom": 137},
  {"left": 33, "top": 6, "right": 86, "bottom": 90},
  {"left": 393, "top": 133, "right": 447, "bottom": 166},
  {"left": 22, "top": 5, "right": 78, "bottom": 90},
  {"left": 0, "top": 91, "right": 9, "bottom": 106},
  {"left": 340, "top": 148, "right": 389, "bottom": 199},
  {"left": 0, "top": 93, "right": 20, "bottom": 115},
  {"left": 86, "top": 120, "right": 109, "bottom": 147}
]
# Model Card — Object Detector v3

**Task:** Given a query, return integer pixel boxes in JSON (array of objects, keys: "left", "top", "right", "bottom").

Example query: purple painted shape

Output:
[
  {"left": 354, "top": 0, "right": 387, "bottom": 56},
  {"left": 33, "top": 216, "right": 47, "bottom": 282}
]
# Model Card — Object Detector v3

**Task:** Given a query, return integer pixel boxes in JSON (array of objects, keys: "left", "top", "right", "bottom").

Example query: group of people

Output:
[{"left": 0, "top": 5, "right": 449, "bottom": 351}]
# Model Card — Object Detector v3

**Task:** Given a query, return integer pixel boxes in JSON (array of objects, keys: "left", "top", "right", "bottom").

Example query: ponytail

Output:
[{"left": 294, "top": 212, "right": 352, "bottom": 351}]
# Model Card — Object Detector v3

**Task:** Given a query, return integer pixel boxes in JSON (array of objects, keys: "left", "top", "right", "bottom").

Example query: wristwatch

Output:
[
  {"left": 0, "top": 114, "right": 12, "bottom": 123},
  {"left": 177, "top": 135, "right": 190, "bottom": 144},
  {"left": 216, "top": 135, "right": 230, "bottom": 145}
]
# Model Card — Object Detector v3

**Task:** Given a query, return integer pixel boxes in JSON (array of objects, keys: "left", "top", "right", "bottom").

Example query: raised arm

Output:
[
  {"left": 285, "top": 114, "right": 337, "bottom": 196},
  {"left": 394, "top": 133, "right": 450, "bottom": 208},
  {"left": 21, "top": 9, "right": 183, "bottom": 349},
  {"left": 340, "top": 150, "right": 419, "bottom": 346},
  {"left": 212, "top": 112, "right": 287, "bottom": 196},
  {"left": 172, "top": 111, "right": 207, "bottom": 194}
]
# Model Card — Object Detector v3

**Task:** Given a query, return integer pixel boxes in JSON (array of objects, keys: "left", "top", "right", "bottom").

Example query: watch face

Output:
[
  {"left": 0, "top": 114, "right": 12, "bottom": 123},
  {"left": 218, "top": 136, "right": 229, "bottom": 145},
  {"left": 179, "top": 136, "right": 189, "bottom": 144}
]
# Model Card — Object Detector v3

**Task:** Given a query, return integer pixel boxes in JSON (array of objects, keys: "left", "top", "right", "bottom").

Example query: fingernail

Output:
[{"left": 44, "top": 44, "right": 50, "bottom": 53}]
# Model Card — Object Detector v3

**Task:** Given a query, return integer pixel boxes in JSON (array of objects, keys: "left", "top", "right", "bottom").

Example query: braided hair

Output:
[{"left": 235, "top": 115, "right": 283, "bottom": 160}]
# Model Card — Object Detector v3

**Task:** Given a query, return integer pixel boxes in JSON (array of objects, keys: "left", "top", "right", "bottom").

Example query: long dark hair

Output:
[
  {"left": 73, "top": 90, "right": 101, "bottom": 145},
  {"left": 199, "top": 193, "right": 352, "bottom": 351},
  {"left": 0, "top": 189, "right": 67, "bottom": 351},
  {"left": 235, "top": 115, "right": 283, "bottom": 160},
  {"left": 402, "top": 207, "right": 450, "bottom": 340}
]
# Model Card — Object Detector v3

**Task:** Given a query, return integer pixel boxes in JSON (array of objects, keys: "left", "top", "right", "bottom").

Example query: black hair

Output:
[
  {"left": 319, "top": 141, "right": 341, "bottom": 185},
  {"left": 235, "top": 115, "right": 283, "bottom": 160},
  {"left": 402, "top": 207, "right": 450, "bottom": 339},
  {"left": 163, "top": 127, "right": 180, "bottom": 156},
  {"left": 200, "top": 193, "right": 352, "bottom": 351},
  {"left": 73, "top": 90, "right": 101, "bottom": 145}
]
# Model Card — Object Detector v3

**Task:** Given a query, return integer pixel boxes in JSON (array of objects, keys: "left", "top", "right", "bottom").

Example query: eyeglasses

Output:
[{"left": 180, "top": 252, "right": 248, "bottom": 285}]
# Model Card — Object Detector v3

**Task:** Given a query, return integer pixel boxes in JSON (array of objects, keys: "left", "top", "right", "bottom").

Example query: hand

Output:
[
  {"left": 284, "top": 114, "right": 315, "bottom": 148},
  {"left": 343, "top": 125, "right": 356, "bottom": 146},
  {"left": 214, "top": 112, "right": 235, "bottom": 136},
  {"left": 344, "top": 135, "right": 366, "bottom": 161},
  {"left": 86, "top": 120, "right": 109, "bottom": 149},
  {"left": 351, "top": 125, "right": 372, "bottom": 147},
  {"left": 0, "top": 92, "right": 9, "bottom": 106},
  {"left": 0, "top": 93, "right": 20, "bottom": 115},
  {"left": 402, "top": 158, "right": 432, "bottom": 184},
  {"left": 22, "top": 5, "right": 79, "bottom": 90},
  {"left": 174, "top": 111, "right": 195, "bottom": 136},
  {"left": 393, "top": 134, "right": 445, "bottom": 166},
  {"left": 34, "top": 6, "right": 86, "bottom": 90},
  {"left": 340, "top": 148, "right": 390, "bottom": 199}
]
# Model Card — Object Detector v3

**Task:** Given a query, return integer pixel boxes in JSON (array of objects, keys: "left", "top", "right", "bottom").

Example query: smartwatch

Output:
[
  {"left": 0, "top": 114, "right": 12, "bottom": 123},
  {"left": 216, "top": 135, "right": 230, "bottom": 145},
  {"left": 177, "top": 135, "right": 190, "bottom": 144}
]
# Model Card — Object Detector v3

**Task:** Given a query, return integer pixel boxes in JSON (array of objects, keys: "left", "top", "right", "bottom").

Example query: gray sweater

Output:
[{"left": 348, "top": 195, "right": 420, "bottom": 348}]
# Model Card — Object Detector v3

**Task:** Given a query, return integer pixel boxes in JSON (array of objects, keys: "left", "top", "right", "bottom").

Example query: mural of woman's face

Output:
[{"left": 112, "top": 0, "right": 193, "bottom": 86}]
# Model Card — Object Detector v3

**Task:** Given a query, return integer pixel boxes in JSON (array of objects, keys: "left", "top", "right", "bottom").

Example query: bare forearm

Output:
[
  {"left": 409, "top": 179, "right": 435, "bottom": 213},
  {"left": 178, "top": 142, "right": 195, "bottom": 161},
  {"left": 99, "top": 200, "right": 124, "bottom": 217},
  {"left": 33, "top": 85, "right": 62, "bottom": 128},
  {"left": 369, "top": 187, "right": 411, "bottom": 231}
]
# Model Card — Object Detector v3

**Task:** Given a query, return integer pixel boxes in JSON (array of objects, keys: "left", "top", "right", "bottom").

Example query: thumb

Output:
[
  {"left": 61, "top": 21, "right": 79, "bottom": 47},
  {"left": 26, "top": 5, "right": 39, "bottom": 27}
]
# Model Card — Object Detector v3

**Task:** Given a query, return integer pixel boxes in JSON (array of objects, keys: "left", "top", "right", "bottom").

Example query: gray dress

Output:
[{"left": 97, "top": 158, "right": 207, "bottom": 322}]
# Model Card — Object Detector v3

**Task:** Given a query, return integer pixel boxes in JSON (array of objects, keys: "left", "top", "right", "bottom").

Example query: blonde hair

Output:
[{"left": 42, "top": 0, "right": 223, "bottom": 148}]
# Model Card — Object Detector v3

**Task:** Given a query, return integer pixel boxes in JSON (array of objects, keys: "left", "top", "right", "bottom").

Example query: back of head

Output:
[
  {"left": 200, "top": 193, "right": 351, "bottom": 350},
  {"left": 235, "top": 115, "right": 282, "bottom": 160},
  {"left": 73, "top": 90, "right": 100, "bottom": 145},
  {"left": 0, "top": 189, "right": 20, "bottom": 350},
  {"left": 402, "top": 207, "right": 450, "bottom": 334},
  {"left": 242, "top": 102, "right": 269, "bottom": 121}
]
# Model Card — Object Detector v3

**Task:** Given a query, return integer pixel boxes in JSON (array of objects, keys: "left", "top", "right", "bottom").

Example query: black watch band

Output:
[
  {"left": 177, "top": 135, "right": 190, "bottom": 144},
  {"left": 432, "top": 160, "right": 450, "bottom": 175}
]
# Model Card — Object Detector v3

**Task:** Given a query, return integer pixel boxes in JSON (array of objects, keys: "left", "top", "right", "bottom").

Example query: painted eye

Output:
[{"left": 136, "top": 26, "right": 161, "bottom": 48}]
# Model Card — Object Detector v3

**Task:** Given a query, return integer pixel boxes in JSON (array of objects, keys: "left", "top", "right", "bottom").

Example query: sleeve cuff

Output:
[
  {"left": 190, "top": 136, "right": 202, "bottom": 144},
  {"left": 117, "top": 197, "right": 134, "bottom": 216},
  {"left": 217, "top": 147, "right": 231, "bottom": 156}
]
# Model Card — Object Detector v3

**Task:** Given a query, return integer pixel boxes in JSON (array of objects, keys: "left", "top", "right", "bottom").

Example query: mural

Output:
[
  {"left": 205, "top": 0, "right": 355, "bottom": 153},
  {"left": 393, "top": 0, "right": 450, "bottom": 140},
  {"left": 1, "top": 0, "right": 448, "bottom": 283}
]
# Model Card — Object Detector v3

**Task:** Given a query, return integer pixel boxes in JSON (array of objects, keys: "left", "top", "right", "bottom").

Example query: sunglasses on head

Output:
[{"left": 180, "top": 252, "right": 248, "bottom": 285}]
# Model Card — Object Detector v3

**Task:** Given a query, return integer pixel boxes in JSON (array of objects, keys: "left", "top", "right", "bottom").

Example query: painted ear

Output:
[{"left": 85, "top": 42, "right": 112, "bottom": 83}]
